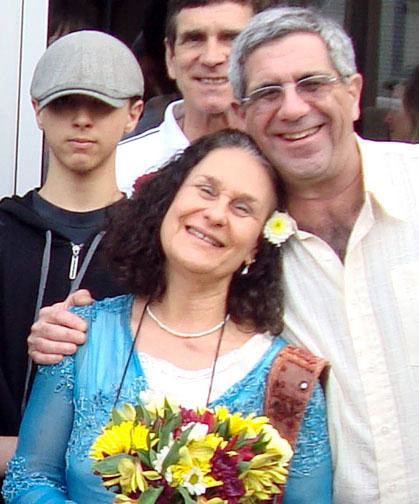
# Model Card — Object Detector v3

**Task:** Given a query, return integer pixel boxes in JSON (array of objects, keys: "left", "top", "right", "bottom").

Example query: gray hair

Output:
[{"left": 229, "top": 6, "right": 357, "bottom": 101}]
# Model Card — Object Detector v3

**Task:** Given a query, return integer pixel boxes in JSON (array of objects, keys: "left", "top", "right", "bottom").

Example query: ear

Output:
[
  {"left": 346, "top": 73, "right": 363, "bottom": 122},
  {"left": 165, "top": 38, "right": 177, "bottom": 80},
  {"left": 230, "top": 101, "right": 246, "bottom": 127},
  {"left": 245, "top": 245, "right": 258, "bottom": 266},
  {"left": 124, "top": 99, "right": 144, "bottom": 134},
  {"left": 32, "top": 99, "right": 44, "bottom": 130}
]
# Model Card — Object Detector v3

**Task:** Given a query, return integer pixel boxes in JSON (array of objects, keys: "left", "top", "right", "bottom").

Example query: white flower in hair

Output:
[{"left": 263, "top": 211, "right": 295, "bottom": 247}]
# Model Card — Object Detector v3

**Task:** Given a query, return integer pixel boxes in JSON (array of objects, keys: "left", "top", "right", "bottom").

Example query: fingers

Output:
[
  {"left": 28, "top": 300, "right": 89, "bottom": 365},
  {"left": 63, "top": 289, "right": 94, "bottom": 309}
]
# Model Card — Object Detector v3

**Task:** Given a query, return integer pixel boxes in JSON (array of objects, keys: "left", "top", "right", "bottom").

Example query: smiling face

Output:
[
  {"left": 34, "top": 95, "right": 142, "bottom": 174},
  {"left": 240, "top": 32, "right": 362, "bottom": 190},
  {"left": 165, "top": 1, "right": 253, "bottom": 118},
  {"left": 160, "top": 146, "right": 276, "bottom": 281}
]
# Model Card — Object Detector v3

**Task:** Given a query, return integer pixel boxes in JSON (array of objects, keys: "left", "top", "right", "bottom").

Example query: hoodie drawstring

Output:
[{"left": 20, "top": 230, "right": 105, "bottom": 414}]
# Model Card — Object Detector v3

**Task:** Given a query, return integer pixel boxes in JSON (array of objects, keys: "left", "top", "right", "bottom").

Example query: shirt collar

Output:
[
  {"left": 356, "top": 135, "right": 410, "bottom": 222},
  {"left": 290, "top": 134, "right": 409, "bottom": 241}
]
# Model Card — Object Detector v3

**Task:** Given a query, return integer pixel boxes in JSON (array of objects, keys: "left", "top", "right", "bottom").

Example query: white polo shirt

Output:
[
  {"left": 116, "top": 100, "right": 189, "bottom": 196},
  {"left": 282, "top": 136, "right": 419, "bottom": 503}
]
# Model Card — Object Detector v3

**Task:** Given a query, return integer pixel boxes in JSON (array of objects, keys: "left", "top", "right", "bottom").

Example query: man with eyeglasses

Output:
[{"left": 228, "top": 7, "right": 419, "bottom": 504}]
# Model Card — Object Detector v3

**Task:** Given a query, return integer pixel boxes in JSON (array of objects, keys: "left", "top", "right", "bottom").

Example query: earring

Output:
[{"left": 241, "top": 259, "right": 254, "bottom": 276}]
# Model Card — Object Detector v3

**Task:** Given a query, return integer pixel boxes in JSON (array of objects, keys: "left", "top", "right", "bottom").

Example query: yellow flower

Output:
[
  {"left": 185, "top": 434, "right": 226, "bottom": 461},
  {"left": 261, "top": 424, "right": 293, "bottom": 462},
  {"left": 263, "top": 211, "right": 295, "bottom": 247},
  {"left": 90, "top": 421, "right": 156, "bottom": 460},
  {"left": 227, "top": 413, "right": 268, "bottom": 439},
  {"left": 168, "top": 460, "right": 221, "bottom": 494},
  {"left": 118, "top": 457, "right": 160, "bottom": 495},
  {"left": 197, "top": 498, "right": 227, "bottom": 504},
  {"left": 167, "top": 436, "right": 224, "bottom": 494},
  {"left": 214, "top": 406, "right": 229, "bottom": 422},
  {"left": 240, "top": 443, "right": 292, "bottom": 500},
  {"left": 114, "top": 494, "right": 138, "bottom": 503}
]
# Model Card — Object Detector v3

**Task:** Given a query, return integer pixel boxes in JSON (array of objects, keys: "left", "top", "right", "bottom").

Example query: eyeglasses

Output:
[{"left": 241, "top": 74, "right": 349, "bottom": 109}]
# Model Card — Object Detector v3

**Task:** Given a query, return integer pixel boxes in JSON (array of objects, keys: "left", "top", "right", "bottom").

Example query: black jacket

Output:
[{"left": 0, "top": 191, "right": 127, "bottom": 437}]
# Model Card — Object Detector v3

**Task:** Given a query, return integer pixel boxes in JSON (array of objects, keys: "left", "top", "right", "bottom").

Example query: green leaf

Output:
[
  {"left": 111, "top": 409, "right": 127, "bottom": 426},
  {"left": 178, "top": 486, "right": 197, "bottom": 504},
  {"left": 214, "top": 421, "right": 229, "bottom": 439},
  {"left": 93, "top": 454, "right": 134, "bottom": 474},
  {"left": 135, "top": 449, "right": 153, "bottom": 468},
  {"left": 251, "top": 438, "right": 269, "bottom": 453},
  {"left": 231, "top": 437, "right": 250, "bottom": 450},
  {"left": 238, "top": 460, "right": 251, "bottom": 472},
  {"left": 158, "top": 414, "right": 181, "bottom": 450},
  {"left": 161, "top": 426, "right": 193, "bottom": 473},
  {"left": 136, "top": 402, "right": 152, "bottom": 427},
  {"left": 138, "top": 485, "right": 164, "bottom": 504}
]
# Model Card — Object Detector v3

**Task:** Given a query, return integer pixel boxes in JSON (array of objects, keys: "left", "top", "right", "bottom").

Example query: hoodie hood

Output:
[{"left": 0, "top": 191, "right": 79, "bottom": 241}]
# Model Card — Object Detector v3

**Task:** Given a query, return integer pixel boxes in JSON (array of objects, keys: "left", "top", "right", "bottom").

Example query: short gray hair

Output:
[{"left": 229, "top": 7, "right": 357, "bottom": 101}]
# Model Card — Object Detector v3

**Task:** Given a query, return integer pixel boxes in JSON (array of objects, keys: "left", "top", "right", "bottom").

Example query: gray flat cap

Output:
[{"left": 31, "top": 30, "right": 144, "bottom": 109}]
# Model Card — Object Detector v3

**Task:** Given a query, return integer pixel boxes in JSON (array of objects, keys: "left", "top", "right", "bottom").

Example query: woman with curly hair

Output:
[{"left": 3, "top": 130, "right": 332, "bottom": 503}]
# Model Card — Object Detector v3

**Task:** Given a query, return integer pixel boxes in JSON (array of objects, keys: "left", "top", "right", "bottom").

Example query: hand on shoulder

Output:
[{"left": 28, "top": 289, "right": 93, "bottom": 365}]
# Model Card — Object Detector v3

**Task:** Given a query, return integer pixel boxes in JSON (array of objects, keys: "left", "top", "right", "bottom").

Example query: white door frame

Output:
[{"left": 1, "top": 0, "right": 48, "bottom": 197}]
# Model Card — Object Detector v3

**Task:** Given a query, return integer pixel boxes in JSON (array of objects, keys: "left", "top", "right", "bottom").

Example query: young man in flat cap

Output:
[{"left": 0, "top": 30, "right": 143, "bottom": 485}]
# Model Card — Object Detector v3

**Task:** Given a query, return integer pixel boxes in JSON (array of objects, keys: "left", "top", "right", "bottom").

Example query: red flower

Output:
[
  {"left": 208, "top": 448, "right": 244, "bottom": 503},
  {"left": 132, "top": 172, "right": 156, "bottom": 194},
  {"left": 179, "top": 408, "right": 215, "bottom": 432}
]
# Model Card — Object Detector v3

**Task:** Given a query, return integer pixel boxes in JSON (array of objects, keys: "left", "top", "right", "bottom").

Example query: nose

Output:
[
  {"left": 203, "top": 198, "right": 228, "bottom": 226},
  {"left": 72, "top": 105, "right": 94, "bottom": 128},
  {"left": 200, "top": 38, "right": 227, "bottom": 67},
  {"left": 276, "top": 85, "right": 311, "bottom": 122}
]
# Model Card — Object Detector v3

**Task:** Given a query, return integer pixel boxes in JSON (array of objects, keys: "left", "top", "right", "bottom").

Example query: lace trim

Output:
[
  {"left": 2, "top": 456, "right": 70, "bottom": 501},
  {"left": 68, "top": 375, "right": 148, "bottom": 459},
  {"left": 38, "top": 357, "right": 75, "bottom": 396},
  {"left": 71, "top": 294, "right": 133, "bottom": 322}
]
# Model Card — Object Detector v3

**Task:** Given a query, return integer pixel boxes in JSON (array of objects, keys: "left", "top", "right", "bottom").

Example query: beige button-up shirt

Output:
[{"left": 282, "top": 136, "right": 419, "bottom": 503}]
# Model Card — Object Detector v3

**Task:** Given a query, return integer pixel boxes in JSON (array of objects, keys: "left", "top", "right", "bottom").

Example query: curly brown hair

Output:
[{"left": 103, "top": 129, "right": 286, "bottom": 334}]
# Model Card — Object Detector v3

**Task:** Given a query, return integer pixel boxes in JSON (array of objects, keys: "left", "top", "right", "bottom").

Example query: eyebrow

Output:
[
  {"left": 248, "top": 72, "right": 328, "bottom": 91},
  {"left": 177, "top": 29, "right": 204, "bottom": 43},
  {"left": 177, "top": 28, "right": 241, "bottom": 44},
  {"left": 194, "top": 175, "right": 259, "bottom": 203}
]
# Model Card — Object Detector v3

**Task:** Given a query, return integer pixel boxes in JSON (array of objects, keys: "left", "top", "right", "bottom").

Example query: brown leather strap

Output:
[{"left": 264, "top": 345, "right": 329, "bottom": 503}]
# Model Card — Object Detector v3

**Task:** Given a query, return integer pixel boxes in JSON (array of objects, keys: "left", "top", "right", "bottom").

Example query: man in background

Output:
[{"left": 116, "top": 0, "right": 267, "bottom": 195}]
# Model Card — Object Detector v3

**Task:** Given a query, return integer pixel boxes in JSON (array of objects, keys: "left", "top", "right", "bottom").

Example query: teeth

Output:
[
  {"left": 188, "top": 227, "right": 222, "bottom": 247},
  {"left": 282, "top": 126, "right": 320, "bottom": 140},
  {"left": 200, "top": 78, "right": 228, "bottom": 85}
]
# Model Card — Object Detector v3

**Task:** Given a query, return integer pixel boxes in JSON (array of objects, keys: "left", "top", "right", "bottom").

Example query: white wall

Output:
[{"left": 1, "top": 0, "right": 48, "bottom": 198}]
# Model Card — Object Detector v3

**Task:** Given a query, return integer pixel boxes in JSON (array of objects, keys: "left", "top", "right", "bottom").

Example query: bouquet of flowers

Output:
[{"left": 90, "top": 393, "right": 293, "bottom": 504}]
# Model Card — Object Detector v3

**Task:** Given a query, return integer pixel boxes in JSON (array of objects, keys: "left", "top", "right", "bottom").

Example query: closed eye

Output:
[
  {"left": 232, "top": 201, "right": 252, "bottom": 216},
  {"left": 197, "top": 184, "right": 217, "bottom": 197}
]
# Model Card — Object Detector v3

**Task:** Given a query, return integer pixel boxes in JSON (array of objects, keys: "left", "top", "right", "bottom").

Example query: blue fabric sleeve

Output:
[
  {"left": 2, "top": 358, "right": 76, "bottom": 503},
  {"left": 283, "top": 383, "right": 333, "bottom": 504}
]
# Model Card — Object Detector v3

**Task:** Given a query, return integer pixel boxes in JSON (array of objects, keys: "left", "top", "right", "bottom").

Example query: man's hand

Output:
[{"left": 28, "top": 289, "right": 93, "bottom": 365}]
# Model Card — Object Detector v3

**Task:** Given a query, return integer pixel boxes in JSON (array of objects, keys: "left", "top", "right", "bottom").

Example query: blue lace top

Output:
[{"left": 3, "top": 295, "right": 332, "bottom": 503}]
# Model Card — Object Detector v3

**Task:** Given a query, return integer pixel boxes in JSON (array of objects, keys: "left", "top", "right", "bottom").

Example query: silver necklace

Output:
[{"left": 146, "top": 305, "right": 230, "bottom": 338}]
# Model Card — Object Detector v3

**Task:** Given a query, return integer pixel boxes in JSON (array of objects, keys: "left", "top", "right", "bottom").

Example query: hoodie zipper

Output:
[{"left": 69, "top": 243, "right": 84, "bottom": 280}]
